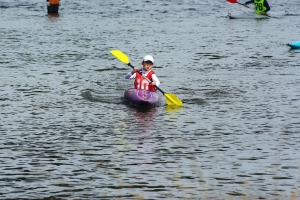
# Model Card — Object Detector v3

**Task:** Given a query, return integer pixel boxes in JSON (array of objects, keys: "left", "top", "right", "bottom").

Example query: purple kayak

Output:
[{"left": 124, "top": 88, "right": 162, "bottom": 107}]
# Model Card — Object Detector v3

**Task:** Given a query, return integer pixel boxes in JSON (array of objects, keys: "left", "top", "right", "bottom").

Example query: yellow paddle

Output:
[{"left": 110, "top": 50, "right": 182, "bottom": 107}]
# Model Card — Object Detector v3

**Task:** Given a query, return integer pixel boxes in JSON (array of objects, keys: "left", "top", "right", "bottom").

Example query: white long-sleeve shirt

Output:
[{"left": 125, "top": 69, "right": 160, "bottom": 86}]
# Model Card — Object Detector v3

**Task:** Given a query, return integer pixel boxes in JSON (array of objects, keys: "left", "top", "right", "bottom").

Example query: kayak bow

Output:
[{"left": 124, "top": 88, "right": 162, "bottom": 107}]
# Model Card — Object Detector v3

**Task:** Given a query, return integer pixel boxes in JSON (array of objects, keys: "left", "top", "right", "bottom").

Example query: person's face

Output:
[{"left": 142, "top": 61, "right": 153, "bottom": 71}]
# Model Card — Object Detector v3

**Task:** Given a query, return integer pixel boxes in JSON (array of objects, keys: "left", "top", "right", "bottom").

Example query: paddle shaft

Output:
[
  {"left": 227, "top": 0, "right": 245, "bottom": 6},
  {"left": 236, "top": 1, "right": 244, "bottom": 5},
  {"left": 128, "top": 63, "right": 166, "bottom": 95}
]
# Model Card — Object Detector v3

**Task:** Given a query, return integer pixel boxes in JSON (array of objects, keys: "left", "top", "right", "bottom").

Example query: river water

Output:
[{"left": 1, "top": 0, "right": 300, "bottom": 199}]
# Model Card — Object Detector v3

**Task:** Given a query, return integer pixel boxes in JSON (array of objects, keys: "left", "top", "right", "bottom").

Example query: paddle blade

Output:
[
  {"left": 164, "top": 93, "right": 182, "bottom": 106},
  {"left": 110, "top": 50, "right": 130, "bottom": 64},
  {"left": 226, "top": 0, "right": 238, "bottom": 4}
]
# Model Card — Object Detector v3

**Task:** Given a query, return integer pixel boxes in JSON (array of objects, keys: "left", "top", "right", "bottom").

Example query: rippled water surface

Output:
[{"left": 1, "top": 0, "right": 300, "bottom": 199}]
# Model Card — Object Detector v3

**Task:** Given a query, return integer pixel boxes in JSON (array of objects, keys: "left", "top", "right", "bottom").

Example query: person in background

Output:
[
  {"left": 244, "top": 0, "right": 270, "bottom": 15},
  {"left": 47, "top": 0, "right": 60, "bottom": 14},
  {"left": 125, "top": 55, "right": 160, "bottom": 92}
]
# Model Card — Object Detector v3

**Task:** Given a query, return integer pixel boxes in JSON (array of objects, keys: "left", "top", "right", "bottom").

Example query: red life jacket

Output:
[
  {"left": 49, "top": 0, "right": 60, "bottom": 4},
  {"left": 134, "top": 70, "right": 157, "bottom": 92}
]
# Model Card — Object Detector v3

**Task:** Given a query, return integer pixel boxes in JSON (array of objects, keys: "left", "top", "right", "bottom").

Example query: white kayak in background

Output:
[{"left": 228, "top": 11, "right": 288, "bottom": 19}]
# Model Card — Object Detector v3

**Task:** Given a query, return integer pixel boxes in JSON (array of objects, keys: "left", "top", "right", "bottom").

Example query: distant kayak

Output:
[
  {"left": 287, "top": 41, "right": 300, "bottom": 49},
  {"left": 124, "top": 88, "right": 162, "bottom": 107},
  {"left": 228, "top": 11, "right": 288, "bottom": 19}
]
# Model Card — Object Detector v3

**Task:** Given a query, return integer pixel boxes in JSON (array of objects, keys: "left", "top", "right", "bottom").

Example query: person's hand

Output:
[
  {"left": 131, "top": 67, "right": 138, "bottom": 74},
  {"left": 243, "top": 4, "right": 249, "bottom": 8},
  {"left": 151, "top": 82, "right": 156, "bottom": 86},
  {"left": 260, "top": 11, "right": 266, "bottom": 15}
]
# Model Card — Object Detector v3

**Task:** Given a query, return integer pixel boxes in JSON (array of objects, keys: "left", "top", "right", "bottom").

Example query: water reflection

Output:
[
  {"left": 165, "top": 105, "right": 182, "bottom": 113},
  {"left": 127, "top": 106, "right": 158, "bottom": 129},
  {"left": 288, "top": 48, "right": 300, "bottom": 53},
  {"left": 46, "top": 13, "right": 60, "bottom": 23},
  {"left": 47, "top": 13, "right": 60, "bottom": 18}
]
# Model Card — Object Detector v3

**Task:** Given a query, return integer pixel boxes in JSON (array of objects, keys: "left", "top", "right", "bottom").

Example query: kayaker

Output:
[
  {"left": 125, "top": 55, "right": 160, "bottom": 92},
  {"left": 243, "top": 0, "right": 270, "bottom": 15},
  {"left": 47, "top": 0, "right": 60, "bottom": 14}
]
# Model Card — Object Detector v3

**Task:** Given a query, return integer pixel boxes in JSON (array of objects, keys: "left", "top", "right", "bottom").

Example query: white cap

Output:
[{"left": 143, "top": 55, "right": 154, "bottom": 64}]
